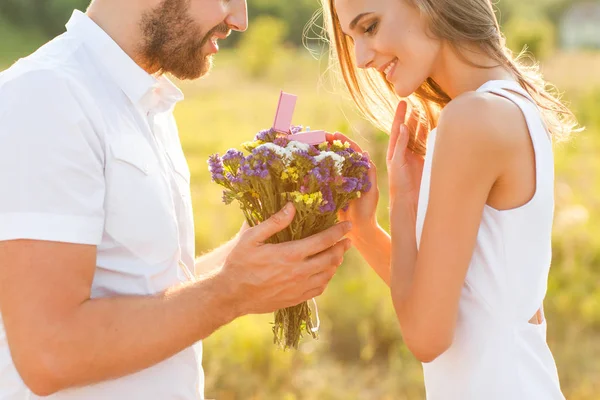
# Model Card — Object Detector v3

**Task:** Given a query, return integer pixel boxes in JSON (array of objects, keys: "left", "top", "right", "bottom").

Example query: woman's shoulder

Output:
[{"left": 436, "top": 89, "right": 529, "bottom": 155}]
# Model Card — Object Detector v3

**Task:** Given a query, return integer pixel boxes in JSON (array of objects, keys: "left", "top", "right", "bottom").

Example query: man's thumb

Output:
[{"left": 247, "top": 203, "right": 296, "bottom": 243}]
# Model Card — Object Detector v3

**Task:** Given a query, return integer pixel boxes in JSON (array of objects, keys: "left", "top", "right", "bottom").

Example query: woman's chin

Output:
[
  {"left": 391, "top": 82, "right": 413, "bottom": 98},
  {"left": 392, "top": 79, "right": 427, "bottom": 98}
]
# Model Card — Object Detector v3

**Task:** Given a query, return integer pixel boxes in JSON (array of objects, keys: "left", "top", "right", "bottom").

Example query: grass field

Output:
[
  {"left": 169, "top": 50, "right": 600, "bottom": 400},
  {"left": 2, "top": 45, "right": 599, "bottom": 399}
]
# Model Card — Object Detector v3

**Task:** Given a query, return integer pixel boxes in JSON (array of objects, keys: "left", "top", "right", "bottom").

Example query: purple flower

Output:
[
  {"left": 352, "top": 157, "right": 370, "bottom": 170},
  {"left": 226, "top": 172, "right": 243, "bottom": 185},
  {"left": 362, "top": 180, "right": 372, "bottom": 193},
  {"left": 258, "top": 168, "right": 269, "bottom": 178},
  {"left": 222, "top": 191, "right": 235, "bottom": 205},
  {"left": 290, "top": 125, "right": 303, "bottom": 135},
  {"left": 343, "top": 154, "right": 370, "bottom": 178},
  {"left": 223, "top": 149, "right": 244, "bottom": 163},
  {"left": 222, "top": 149, "right": 244, "bottom": 173},
  {"left": 309, "top": 167, "right": 324, "bottom": 183},
  {"left": 255, "top": 128, "right": 277, "bottom": 142},
  {"left": 208, "top": 154, "right": 225, "bottom": 182},
  {"left": 335, "top": 150, "right": 351, "bottom": 158},
  {"left": 293, "top": 150, "right": 312, "bottom": 160},
  {"left": 341, "top": 177, "right": 359, "bottom": 193},
  {"left": 251, "top": 146, "right": 279, "bottom": 169},
  {"left": 240, "top": 151, "right": 272, "bottom": 179},
  {"left": 291, "top": 150, "right": 317, "bottom": 173},
  {"left": 240, "top": 161, "right": 252, "bottom": 177},
  {"left": 273, "top": 136, "right": 290, "bottom": 147},
  {"left": 307, "top": 146, "right": 320, "bottom": 157},
  {"left": 316, "top": 157, "right": 335, "bottom": 182},
  {"left": 320, "top": 187, "right": 336, "bottom": 213}
]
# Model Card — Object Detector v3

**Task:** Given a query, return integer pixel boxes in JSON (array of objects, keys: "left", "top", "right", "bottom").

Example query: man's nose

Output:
[{"left": 226, "top": 0, "right": 248, "bottom": 32}]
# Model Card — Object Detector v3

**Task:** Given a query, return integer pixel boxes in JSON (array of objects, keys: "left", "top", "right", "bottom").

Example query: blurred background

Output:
[{"left": 1, "top": 0, "right": 600, "bottom": 399}]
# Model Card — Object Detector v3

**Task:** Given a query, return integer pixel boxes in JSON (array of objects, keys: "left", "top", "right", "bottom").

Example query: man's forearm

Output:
[
  {"left": 32, "top": 272, "right": 238, "bottom": 394},
  {"left": 194, "top": 235, "right": 241, "bottom": 275}
]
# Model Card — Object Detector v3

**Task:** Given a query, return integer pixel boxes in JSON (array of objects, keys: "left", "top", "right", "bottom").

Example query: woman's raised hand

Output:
[{"left": 386, "top": 101, "right": 426, "bottom": 207}]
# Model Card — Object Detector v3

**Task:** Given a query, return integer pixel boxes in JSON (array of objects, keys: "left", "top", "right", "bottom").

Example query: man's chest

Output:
[{"left": 100, "top": 110, "right": 193, "bottom": 266}]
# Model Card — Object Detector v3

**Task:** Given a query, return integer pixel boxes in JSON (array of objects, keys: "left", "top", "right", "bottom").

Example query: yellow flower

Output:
[
  {"left": 306, "top": 192, "right": 324, "bottom": 206},
  {"left": 288, "top": 191, "right": 324, "bottom": 207},
  {"left": 333, "top": 140, "right": 343, "bottom": 148},
  {"left": 290, "top": 191, "right": 303, "bottom": 203},
  {"left": 242, "top": 140, "right": 264, "bottom": 152},
  {"left": 318, "top": 142, "right": 329, "bottom": 151},
  {"left": 281, "top": 167, "right": 299, "bottom": 182}
]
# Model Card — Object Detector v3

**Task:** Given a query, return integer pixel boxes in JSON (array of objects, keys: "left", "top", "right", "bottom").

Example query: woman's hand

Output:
[
  {"left": 387, "top": 101, "right": 426, "bottom": 207},
  {"left": 328, "top": 132, "right": 380, "bottom": 241}
]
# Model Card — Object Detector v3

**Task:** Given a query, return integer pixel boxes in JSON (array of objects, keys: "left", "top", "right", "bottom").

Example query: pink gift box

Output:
[
  {"left": 289, "top": 130, "right": 327, "bottom": 145},
  {"left": 272, "top": 91, "right": 327, "bottom": 146},
  {"left": 273, "top": 91, "right": 297, "bottom": 133}
]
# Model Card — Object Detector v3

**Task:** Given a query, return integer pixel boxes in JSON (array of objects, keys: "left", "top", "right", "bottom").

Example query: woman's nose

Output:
[{"left": 354, "top": 42, "right": 375, "bottom": 69}]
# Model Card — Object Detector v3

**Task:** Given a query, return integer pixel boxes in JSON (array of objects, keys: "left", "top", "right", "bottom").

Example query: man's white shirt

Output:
[{"left": 0, "top": 10, "right": 203, "bottom": 399}]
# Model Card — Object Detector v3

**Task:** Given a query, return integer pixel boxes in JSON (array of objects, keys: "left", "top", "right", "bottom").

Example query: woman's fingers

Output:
[
  {"left": 388, "top": 101, "right": 408, "bottom": 162},
  {"left": 392, "top": 101, "right": 408, "bottom": 135},
  {"left": 363, "top": 151, "right": 377, "bottom": 178},
  {"left": 392, "top": 124, "right": 410, "bottom": 166},
  {"left": 387, "top": 127, "right": 400, "bottom": 163},
  {"left": 332, "top": 131, "right": 364, "bottom": 153}
]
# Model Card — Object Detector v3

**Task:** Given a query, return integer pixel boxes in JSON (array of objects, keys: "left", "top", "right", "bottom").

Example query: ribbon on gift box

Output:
[{"left": 273, "top": 91, "right": 327, "bottom": 145}]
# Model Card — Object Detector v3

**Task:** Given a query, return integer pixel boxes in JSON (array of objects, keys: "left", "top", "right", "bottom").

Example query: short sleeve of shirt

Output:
[{"left": 0, "top": 69, "right": 105, "bottom": 245}]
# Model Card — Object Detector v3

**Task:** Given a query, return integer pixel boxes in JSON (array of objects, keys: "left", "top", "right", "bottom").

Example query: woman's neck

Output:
[{"left": 430, "top": 42, "right": 515, "bottom": 99}]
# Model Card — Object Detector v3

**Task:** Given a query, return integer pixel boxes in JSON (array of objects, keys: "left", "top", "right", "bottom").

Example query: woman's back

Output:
[{"left": 416, "top": 79, "right": 564, "bottom": 399}]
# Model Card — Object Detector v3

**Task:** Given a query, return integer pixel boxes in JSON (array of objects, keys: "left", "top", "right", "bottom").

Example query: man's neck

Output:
[{"left": 86, "top": 1, "right": 148, "bottom": 72}]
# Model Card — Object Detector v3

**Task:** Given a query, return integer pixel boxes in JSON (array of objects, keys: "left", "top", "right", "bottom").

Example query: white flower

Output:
[
  {"left": 286, "top": 141, "right": 311, "bottom": 153},
  {"left": 256, "top": 142, "right": 292, "bottom": 165},
  {"left": 314, "top": 151, "right": 345, "bottom": 174}
]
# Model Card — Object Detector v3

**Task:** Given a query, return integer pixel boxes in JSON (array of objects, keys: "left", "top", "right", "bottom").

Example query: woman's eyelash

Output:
[{"left": 365, "top": 21, "right": 379, "bottom": 35}]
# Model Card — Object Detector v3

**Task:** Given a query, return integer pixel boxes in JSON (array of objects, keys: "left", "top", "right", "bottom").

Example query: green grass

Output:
[
  {"left": 0, "top": 17, "right": 48, "bottom": 68},
  {"left": 172, "top": 50, "right": 600, "bottom": 400},
  {"left": 2, "top": 41, "right": 599, "bottom": 398}
]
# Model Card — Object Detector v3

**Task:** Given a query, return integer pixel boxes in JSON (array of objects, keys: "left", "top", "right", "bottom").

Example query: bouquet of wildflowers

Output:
[{"left": 208, "top": 93, "right": 371, "bottom": 349}]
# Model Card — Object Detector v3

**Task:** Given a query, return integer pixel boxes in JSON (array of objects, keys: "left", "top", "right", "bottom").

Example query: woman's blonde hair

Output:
[{"left": 320, "top": 0, "right": 579, "bottom": 155}]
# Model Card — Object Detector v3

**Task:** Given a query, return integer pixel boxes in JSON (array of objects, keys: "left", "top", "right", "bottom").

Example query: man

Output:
[{"left": 0, "top": 0, "right": 352, "bottom": 398}]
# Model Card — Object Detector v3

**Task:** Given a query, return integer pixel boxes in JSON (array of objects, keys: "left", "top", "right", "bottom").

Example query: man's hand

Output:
[
  {"left": 0, "top": 205, "right": 351, "bottom": 396},
  {"left": 221, "top": 203, "right": 353, "bottom": 315},
  {"left": 193, "top": 220, "right": 250, "bottom": 276},
  {"left": 0, "top": 237, "right": 251, "bottom": 395}
]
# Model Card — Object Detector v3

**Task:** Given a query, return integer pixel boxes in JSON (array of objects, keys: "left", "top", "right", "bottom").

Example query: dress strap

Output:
[
  {"left": 475, "top": 79, "right": 554, "bottom": 211},
  {"left": 476, "top": 80, "right": 550, "bottom": 141},
  {"left": 476, "top": 80, "right": 534, "bottom": 102}
]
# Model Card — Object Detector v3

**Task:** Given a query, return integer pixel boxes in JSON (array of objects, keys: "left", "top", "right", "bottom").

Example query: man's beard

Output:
[{"left": 138, "top": 0, "right": 229, "bottom": 80}]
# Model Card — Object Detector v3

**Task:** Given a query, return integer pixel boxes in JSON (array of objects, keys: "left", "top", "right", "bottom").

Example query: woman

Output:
[{"left": 321, "top": 0, "right": 578, "bottom": 399}]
